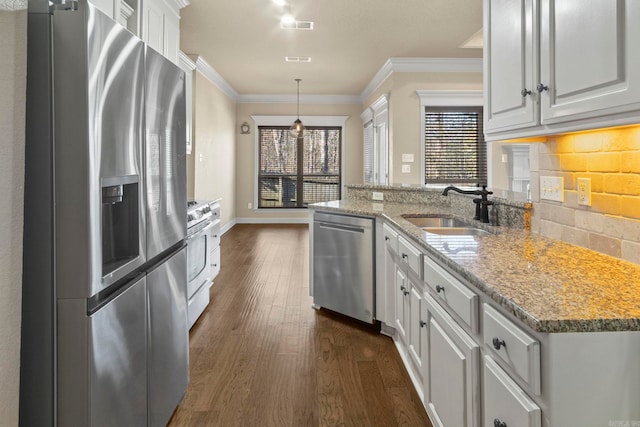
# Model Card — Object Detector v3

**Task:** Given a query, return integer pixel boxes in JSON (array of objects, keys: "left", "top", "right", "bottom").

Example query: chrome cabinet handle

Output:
[
  {"left": 494, "top": 419, "right": 507, "bottom": 427},
  {"left": 492, "top": 337, "right": 506, "bottom": 350},
  {"left": 536, "top": 83, "right": 549, "bottom": 92},
  {"left": 435, "top": 285, "right": 445, "bottom": 293},
  {"left": 385, "top": 236, "right": 390, "bottom": 241},
  {"left": 403, "top": 290, "right": 410, "bottom": 296},
  {"left": 520, "top": 88, "right": 532, "bottom": 97},
  {"left": 419, "top": 320, "right": 427, "bottom": 328},
  {"left": 401, "top": 253, "right": 408, "bottom": 259},
  {"left": 400, "top": 285, "right": 406, "bottom": 291}
]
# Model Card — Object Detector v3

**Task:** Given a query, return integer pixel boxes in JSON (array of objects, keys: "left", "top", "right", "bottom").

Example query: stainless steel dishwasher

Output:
[{"left": 312, "top": 211, "right": 375, "bottom": 323}]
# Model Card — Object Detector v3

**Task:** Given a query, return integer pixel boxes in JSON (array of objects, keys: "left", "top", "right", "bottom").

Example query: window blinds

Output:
[{"left": 424, "top": 107, "right": 487, "bottom": 185}]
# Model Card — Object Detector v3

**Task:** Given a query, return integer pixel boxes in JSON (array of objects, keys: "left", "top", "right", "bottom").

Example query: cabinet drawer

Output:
[
  {"left": 483, "top": 355, "right": 541, "bottom": 427},
  {"left": 398, "top": 235, "right": 423, "bottom": 279},
  {"left": 483, "top": 304, "right": 541, "bottom": 395},
  {"left": 383, "top": 223, "right": 399, "bottom": 254},
  {"left": 423, "top": 256, "right": 478, "bottom": 332}
]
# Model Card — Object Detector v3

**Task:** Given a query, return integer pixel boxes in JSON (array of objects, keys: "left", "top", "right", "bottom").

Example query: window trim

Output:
[
  {"left": 251, "top": 115, "right": 348, "bottom": 211},
  {"left": 417, "top": 90, "right": 486, "bottom": 187}
]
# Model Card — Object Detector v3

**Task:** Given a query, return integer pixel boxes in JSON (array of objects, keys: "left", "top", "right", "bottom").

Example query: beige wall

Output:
[
  {"left": 234, "top": 102, "right": 363, "bottom": 221},
  {"left": 365, "top": 72, "right": 483, "bottom": 185},
  {"left": 530, "top": 126, "right": 640, "bottom": 264},
  {"left": 0, "top": 7, "right": 26, "bottom": 425},
  {"left": 191, "top": 72, "right": 237, "bottom": 229}
]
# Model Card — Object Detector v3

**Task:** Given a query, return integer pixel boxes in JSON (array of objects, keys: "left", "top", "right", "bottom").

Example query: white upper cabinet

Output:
[
  {"left": 484, "top": 0, "right": 640, "bottom": 141},
  {"left": 539, "top": 0, "right": 640, "bottom": 123},
  {"left": 484, "top": 0, "right": 538, "bottom": 133},
  {"left": 141, "top": 0, "right": 187, "bottom": 65}
]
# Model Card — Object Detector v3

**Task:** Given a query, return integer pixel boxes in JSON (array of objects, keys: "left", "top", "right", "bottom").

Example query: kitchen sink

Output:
[
  {"left": 401, "top": 215, "right": 492, "bottom": 236},
  {"left": 422, "top": 227, "right": 491, "bottom": 236},
  {"left": 402, "top": 215, "right": 469, "bottom": 228}
]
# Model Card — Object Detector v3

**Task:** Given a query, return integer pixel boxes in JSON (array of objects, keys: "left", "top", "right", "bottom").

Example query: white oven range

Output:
[{"left": 186, "top": 200, "right": 213, "bottom": 328}]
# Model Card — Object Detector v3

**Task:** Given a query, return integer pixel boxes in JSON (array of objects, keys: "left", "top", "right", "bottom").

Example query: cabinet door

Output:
[
  {"left": 408, "top": 281, "right": 423, "bottom": 375},
  {"left": 484, "top": 0, "right": 538, "bottom": 132},
  {"left": 145, "top": 6, "right": 165, "bottom": 55},
  {"left": 483, "top": 355, "right": 541, "bottom": 427},
  {"left": 540, "top": 0, "right": 640, "bottom": 123},
  {"left": 395, "top": 267, "right": 409, "bottom": 343},
  {"left": 384, "top": 246, "right": 397, "bottom": 327},
  {"left": 423, "top": 294, "right": 480, "bottom": 427}
]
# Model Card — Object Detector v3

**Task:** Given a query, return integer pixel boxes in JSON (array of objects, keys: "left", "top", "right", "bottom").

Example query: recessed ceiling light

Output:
[{"left": 281, "top": 14, "right": 295, "bottom": 25}]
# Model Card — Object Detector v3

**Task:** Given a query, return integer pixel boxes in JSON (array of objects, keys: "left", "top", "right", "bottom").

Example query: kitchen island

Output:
[{"left": 310, "top": 188, "right": 640, "bottom": 427}]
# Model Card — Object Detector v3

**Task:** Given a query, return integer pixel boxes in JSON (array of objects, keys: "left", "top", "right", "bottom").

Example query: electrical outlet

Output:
[
  {"left": 372, "top": 191, "right": 384, "bottom": 201},
  {"left": 402, "top": 153, "right": 414, "bottom": 162},
  {"left": 540, "top": 176, "right": 564, "bottom": 202},
  {"left": 402, "top": 164, "right": 411, "bottom": 173},
  {"left": 577, "top": 178, "right": 592, "bottom": 206}
]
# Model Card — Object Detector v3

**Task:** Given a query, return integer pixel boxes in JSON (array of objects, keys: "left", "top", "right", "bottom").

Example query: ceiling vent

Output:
[
  {"left": 285, "top": 56, "right": 311, "bottom": 63},
  {"left": 280, "top": 20, "right": 314, "bottom": 30}
]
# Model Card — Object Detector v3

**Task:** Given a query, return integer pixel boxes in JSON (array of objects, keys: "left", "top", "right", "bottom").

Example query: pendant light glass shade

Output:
[{"left": 289, "top": 78, "right": 305, "bottom": 139}]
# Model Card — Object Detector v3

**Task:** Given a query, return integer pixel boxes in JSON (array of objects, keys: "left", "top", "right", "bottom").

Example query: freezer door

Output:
[
  {"left": 147, "top": 246, "right": 189, "bottom": 426},
  {"left": 145, "top": 47, "right": 187, "bottom": 259},
  {"left": 89, "top": 277, "right": 148, "bottom": 426},
  {"left": 56, "top": 276, "right": 148, "bottom": 426}
]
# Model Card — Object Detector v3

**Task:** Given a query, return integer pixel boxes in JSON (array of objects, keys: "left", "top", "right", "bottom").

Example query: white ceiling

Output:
[{"left": 179, "top": 0, "right": 483, "bottom": 97}]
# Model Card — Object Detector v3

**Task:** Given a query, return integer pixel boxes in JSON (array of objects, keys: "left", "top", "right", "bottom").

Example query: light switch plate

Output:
[
  {"left": 577, "top": 178, "right": 592, "bottom": 206},
  {"left": 402, "top": 153, "right": 414, "bottom": 162},
  {"left": 540, "top": 176, "right": 564, "bottom": 202},
  {"left": 372, "top": 191, "right": 384, "bottom": 201},
  {"left": 401, "top": 164, "right": 411, "bottom": 173}
]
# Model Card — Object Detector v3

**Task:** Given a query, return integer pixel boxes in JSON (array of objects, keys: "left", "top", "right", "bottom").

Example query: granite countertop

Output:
[{"left": 310, "top": 199, "right": 640, "bottom": 333}]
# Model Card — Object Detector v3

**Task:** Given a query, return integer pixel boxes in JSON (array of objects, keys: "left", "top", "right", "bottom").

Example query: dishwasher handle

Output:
[{"left": 316, "top": 221, "right": 365, "bottom": 234}]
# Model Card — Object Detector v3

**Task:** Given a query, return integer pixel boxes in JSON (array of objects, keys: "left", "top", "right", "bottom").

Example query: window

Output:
[
  {"left": 423, "top": 106, "right": 487, "bottom": 185},
  {"left": 361, "top": 95, "right": 388, "bottom": 185},
  {"left": 257, "top": 126, "right": 341, "bottom": 208},
  {"left": 418, "top": 90, "right": 486, "bottom": 186}
]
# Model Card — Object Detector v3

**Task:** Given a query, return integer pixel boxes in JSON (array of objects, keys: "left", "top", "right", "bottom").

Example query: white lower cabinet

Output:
[
  {"left": 394, "top": 266, "right": 409, "bottom": 343},
  {"left": 422, "top": 293, "right": 480, "bottom": 427},
  {"left": 383, "top": 221, "right": 640, "bottom": 427},
  {"left": 407, "top": 283, "right": 423, "bottom": 373},
  {"left": 483, "top": 355, "right": 541, "bottom": 427}
]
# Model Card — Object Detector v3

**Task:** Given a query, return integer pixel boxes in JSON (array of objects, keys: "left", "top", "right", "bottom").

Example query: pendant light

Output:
[{"left": 289, "top": 78, "right": 305, "bottom": 139}]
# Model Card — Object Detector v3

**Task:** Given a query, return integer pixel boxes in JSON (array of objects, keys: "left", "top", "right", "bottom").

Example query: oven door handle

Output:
[{"left": 187, "top": 222, "right": 213, "bottom": 241}]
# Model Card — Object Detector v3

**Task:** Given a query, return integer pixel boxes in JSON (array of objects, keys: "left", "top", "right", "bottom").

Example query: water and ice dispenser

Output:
[{"left": 101, "top": 175, "right": 140, "bottom": 277}]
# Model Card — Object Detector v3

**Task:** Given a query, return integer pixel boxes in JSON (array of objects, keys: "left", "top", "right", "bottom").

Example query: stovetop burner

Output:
[{"left": 187, "top": 200, "right": 213, "bottom": 230}]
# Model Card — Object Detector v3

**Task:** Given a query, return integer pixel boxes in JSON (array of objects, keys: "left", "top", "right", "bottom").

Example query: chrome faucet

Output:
[{"left": 442, "top": 185, "right": 494, "bottom": 223}]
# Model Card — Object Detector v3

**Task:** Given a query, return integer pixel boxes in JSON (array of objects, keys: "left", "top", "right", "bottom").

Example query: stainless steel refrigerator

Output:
[{"left": 21, "top": 1, "right": 188, "bottom": 425}]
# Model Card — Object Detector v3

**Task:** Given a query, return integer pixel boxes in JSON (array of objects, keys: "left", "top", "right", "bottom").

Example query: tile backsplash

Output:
[{"left": 530, "top": 125, "right": 640, "bottom": 264}]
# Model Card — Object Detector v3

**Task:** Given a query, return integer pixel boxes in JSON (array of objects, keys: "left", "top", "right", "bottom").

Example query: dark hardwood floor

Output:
[{"left": 169, "top": 224, "right": 431, "bottom": 426}]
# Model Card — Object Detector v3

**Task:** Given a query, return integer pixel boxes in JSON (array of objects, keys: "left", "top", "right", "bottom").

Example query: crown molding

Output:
[
  {"left": 174, "top": 0, "right": 190, "bottom": 8},
  {"left": 238, "top": 94, "right": 361, "bottom": 105},
  {"left": 194, "top": 56, "right": 239, "bottom": 101},
  {"left": 178, "top": 51, "right": 197, "bottom": 71},
  {"left": 192, "top": 56, "right": 481, "bottom": 106},
  {"left": 360, "top": 57, "right": 483, "bottom": 102}
]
